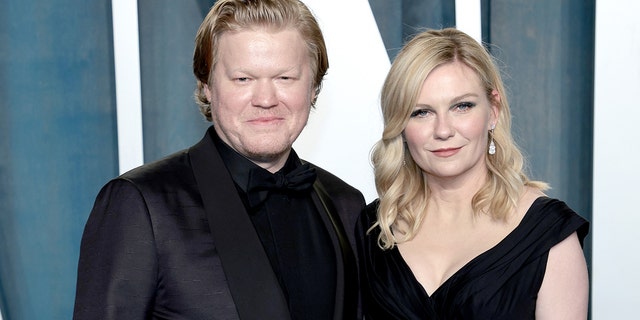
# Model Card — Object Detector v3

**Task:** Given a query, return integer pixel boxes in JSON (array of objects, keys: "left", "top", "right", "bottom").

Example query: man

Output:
[{"left": 73, "top": 0, "right": 365, "bottom": 319}]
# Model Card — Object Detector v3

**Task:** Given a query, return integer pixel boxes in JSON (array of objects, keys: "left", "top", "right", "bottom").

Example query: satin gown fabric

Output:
[
  {"left": 73, "top": 127, "right": 365, "bottom": 320},
  {"left": 356, "top": 197, "right": 589, "bottom": 320}
]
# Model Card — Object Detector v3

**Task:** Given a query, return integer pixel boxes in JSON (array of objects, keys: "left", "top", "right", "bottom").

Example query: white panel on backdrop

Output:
[
  {"left": 294, "top": 0, "right": 390, "bottom": 203},
  {"left": 592, "top": 0, "right": 640, "bottom": 318},
  {"left": 112, "top": 0, "right": 144, "bottom": 174},
  {"left": 455, "top": 0, "right": 482, "bottom": 43}
]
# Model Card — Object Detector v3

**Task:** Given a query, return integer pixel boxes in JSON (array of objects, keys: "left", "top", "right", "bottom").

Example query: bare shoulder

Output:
[
  {"left": 509, "top": 187, "right": 546, "bottom": 224},
  {"left": 536, "top": 232, "right": 589, "bottom": 319},
  {"left": 521, "top": 186, "right": 546, "bottom": 206}
]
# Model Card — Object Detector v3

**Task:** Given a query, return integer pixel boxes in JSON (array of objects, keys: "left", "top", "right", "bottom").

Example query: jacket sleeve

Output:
[{"left": 73, "top": 179, "right": 157, "bottom": 319}]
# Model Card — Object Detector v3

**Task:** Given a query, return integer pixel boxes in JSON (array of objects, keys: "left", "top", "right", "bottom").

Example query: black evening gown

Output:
[{"left": 356, "top": 197, "right": 589, "bottom": 320}]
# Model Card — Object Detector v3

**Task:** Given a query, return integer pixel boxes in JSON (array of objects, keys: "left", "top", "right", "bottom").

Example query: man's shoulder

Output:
[
  {"left": 117, "top": 128, "right": 217, "bottom": 185},
  {"left": 119, "top": 149, "right": 192, "bottom": 184},
  {"left": 96, "top": 147, "right": 216, "bottom": 206},
  {"left": 305, "top": 161, "right": 364, "bottom": 203},
  {"left": 306, "top": 162, "right": 354, "bottom": 189}
]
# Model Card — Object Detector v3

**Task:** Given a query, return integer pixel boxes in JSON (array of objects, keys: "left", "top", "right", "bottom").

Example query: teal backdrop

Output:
[
  {"left": 138, "top": 0, "right": 213, "bottom": 162},
  {"left": 0, "top": 1, "right": 118, "bottom": 319},
  {"left": 0, "top": 0, "right": 594, "bottom": 318}
]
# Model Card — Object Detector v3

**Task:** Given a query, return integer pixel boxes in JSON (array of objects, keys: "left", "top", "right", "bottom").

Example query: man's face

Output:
[{"left": 205, "top": 28, "right": 316, "bottom": 172}]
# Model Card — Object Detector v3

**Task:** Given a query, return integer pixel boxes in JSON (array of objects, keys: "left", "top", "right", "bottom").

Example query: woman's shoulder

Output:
[
  {"left": 516, "top": 189, "right": 590, "bottom": 246},
  {"left": 516, "top": 186, "right": 546, "bottom": 213}
]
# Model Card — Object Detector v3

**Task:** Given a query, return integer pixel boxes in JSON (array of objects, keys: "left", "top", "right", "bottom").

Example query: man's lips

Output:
[{"left": 247, "top": 116, "right": 284, "bottom": 124}]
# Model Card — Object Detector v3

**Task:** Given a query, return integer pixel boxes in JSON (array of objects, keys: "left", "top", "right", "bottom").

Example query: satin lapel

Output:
[
  {"left": 189, "top": 129, "right": 290, "bottom": 320},
  {"left": 311, "top": 180, "right": 358, "bottom": 320}
]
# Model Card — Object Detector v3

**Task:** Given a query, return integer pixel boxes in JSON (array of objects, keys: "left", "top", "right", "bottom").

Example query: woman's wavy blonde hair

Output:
[{"left": 371, "top": 28, "right": 547, "bottom": 250}]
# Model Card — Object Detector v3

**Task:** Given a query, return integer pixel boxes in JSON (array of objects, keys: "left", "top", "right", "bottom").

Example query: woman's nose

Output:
[{"left": 433, "top": 115, "right": 454, "bottom": 139}]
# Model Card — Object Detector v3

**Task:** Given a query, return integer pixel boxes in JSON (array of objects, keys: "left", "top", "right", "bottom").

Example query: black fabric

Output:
[
  {"left": 253, "top": 188, "right": 337, "bottom": 320},
  {"left": 73, "top": 127, "right": 366, "bottom": 320},
  {"left": 356, "top": 197, "right": 589, "bottom": 320},
  {"left": 246, "top": 163, "right": 317, "bottom": 208},
  {"left": 191, "top": 132, "right": 291, "bottom": 320},
  {"left": 312, "top": 182, "right": 360, "bottom": 320},
  {"left": 213, "top": 133, "right": 336, "bottom": 320}
]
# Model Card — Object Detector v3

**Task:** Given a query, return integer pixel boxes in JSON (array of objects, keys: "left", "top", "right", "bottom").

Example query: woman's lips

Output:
[{"left": 431, "top": 147, "right": 461, "bottom": 157}]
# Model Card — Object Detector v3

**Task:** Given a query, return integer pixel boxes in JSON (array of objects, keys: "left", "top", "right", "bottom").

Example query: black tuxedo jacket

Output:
[{"left": 73, "top": 127, "right": 365, "bottom": 319}]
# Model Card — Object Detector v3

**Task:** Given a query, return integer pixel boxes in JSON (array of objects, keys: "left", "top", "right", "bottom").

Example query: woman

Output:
[{"left": 356, "top": 28, "right": 589, "bottom": 319}]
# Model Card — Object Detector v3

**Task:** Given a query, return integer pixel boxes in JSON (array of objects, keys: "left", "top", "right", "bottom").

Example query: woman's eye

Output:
[
  {"left": 410, "top": 109, "right": 431, "bottom": 118},
  {"left": 455, "top": 102, "right": 475, "bottom": 111}
]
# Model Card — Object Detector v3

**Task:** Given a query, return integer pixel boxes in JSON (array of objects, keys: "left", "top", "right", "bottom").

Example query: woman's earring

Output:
[
  {"left": 488, "top": 126, "right": 496, "bottom": 155},
  {"left": 403, "top": 140, "right": 407, "bottom": 166},
  {"left": 402, "top": 151, "right": 407, "bottom": 166}
]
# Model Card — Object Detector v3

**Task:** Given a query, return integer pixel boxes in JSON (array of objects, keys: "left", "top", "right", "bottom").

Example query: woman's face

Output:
[{"left": 403, "top": 61, "right": 499, "bottom": 184}]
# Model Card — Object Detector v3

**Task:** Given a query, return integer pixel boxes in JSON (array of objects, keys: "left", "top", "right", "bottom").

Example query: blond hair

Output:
[{"left": 372, "top": 28, "right": 547, "bottom": 249}]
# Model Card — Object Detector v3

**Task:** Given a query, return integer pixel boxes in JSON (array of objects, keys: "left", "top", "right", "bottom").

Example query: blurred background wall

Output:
[{"left": 0, "top": 0, "right": 636, "bottom": 319}]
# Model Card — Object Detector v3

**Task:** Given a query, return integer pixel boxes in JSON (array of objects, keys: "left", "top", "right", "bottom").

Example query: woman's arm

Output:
[{"left": 536, "top": 232, "right": 589, "bottom": 319}]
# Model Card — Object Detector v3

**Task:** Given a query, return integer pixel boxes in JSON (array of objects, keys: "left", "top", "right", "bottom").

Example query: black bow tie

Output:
[{"left": 246, "top": 163, "right": 317, "bottom": 209}]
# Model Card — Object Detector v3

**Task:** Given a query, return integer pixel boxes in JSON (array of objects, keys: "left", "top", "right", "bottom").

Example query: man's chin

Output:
[{"left": 243, "top": 147, "right": 291, "bottom": 166}]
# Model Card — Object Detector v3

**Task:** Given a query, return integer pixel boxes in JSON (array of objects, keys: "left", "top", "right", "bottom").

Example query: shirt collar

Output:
[{"left": 209, "top": 128, "right": 302, "bottom": 193}]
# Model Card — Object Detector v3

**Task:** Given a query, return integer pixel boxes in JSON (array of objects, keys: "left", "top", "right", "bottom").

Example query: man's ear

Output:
[
  {"left": 310, "top": 87, "right": 318, "bottom": 107},
  {"left": 203, "top": 82, "right": 212, "bottom": 102}
]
